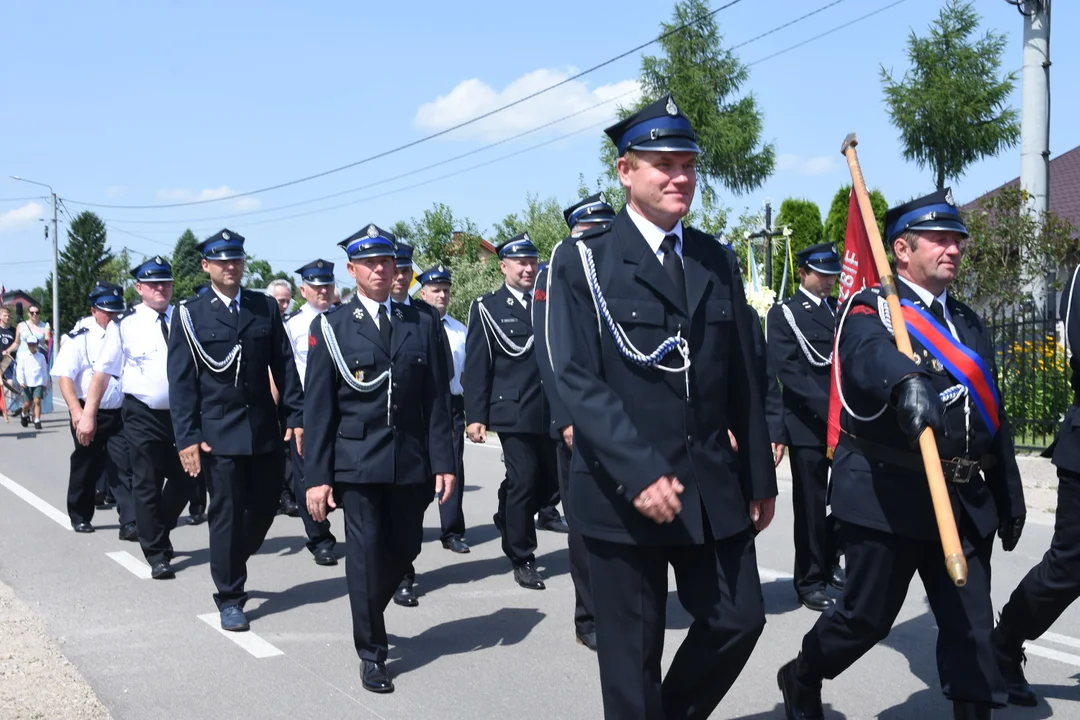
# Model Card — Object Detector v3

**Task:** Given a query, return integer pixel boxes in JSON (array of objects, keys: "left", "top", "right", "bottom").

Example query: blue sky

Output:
[{"left": 2, "top": 0, "right": 1076, "bottom": 292}]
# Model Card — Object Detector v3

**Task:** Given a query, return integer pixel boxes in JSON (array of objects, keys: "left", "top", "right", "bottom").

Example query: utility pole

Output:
[
  {"left": 9, "top": 176, "right": 59, "bottom": 335},
  {"left": 1008, "top": 0, "right": 1052, "bottom": 313}
]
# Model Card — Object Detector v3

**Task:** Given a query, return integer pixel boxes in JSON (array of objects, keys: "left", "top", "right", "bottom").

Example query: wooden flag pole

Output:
[{"left": 840, "top": 133, "right": 967, "bottom": 587}]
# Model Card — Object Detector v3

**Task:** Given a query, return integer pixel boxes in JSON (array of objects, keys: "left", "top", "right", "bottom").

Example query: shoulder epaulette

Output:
[
  {"left": 576, "top": 224, "right": 610, "bottom": 243},
  {"left": 283, "top": 309, "right": 299, "bottom": 321},
  {"left": 67, "top": 327, "right": 89, "bottom": 339},
  {"left": 116, "top": 308, "right": 136, "bottom": 320},
  {"left": 325, "top": 303, "right": 340, "bottom": 314}
]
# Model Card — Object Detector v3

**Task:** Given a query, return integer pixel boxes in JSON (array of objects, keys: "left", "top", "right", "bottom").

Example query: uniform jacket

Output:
[
  {"left": 765, "top": 291, "right": 837, "bottom": 446},
  {"left": 832, "top": 281, "right": 1026, "bottom": 540},
  {"left": 303, "top": 295, "right": 454, "bottom": 488},
  {"left": 167, "top": 288, "right": 303, "bottom": 456},
  {"left": 1052, "top": 267, "right": 1080, "bottom": 473},
  {"left": 750, "top": 306, "right": 787, "bottom": 445},
  {"left": 533, "top": 249, "right": 573, "bottom": 440},
  {"left": 463, "top": 284, "right": 548, "bottom": 434},
  {"left": 548, "top": 209, "right": 777, "bottom": 546}
]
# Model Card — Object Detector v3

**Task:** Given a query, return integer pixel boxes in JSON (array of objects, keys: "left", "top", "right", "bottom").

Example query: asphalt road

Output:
[{"left": 1, "top": 413, "right": 1078, "bottom": 719}]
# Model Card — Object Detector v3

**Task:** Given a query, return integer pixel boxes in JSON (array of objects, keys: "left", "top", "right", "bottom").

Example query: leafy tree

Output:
[
  {"left": 54, "top": 211, "right": 113, "bottom": 333},
  {"left": 390, "top": 221, "right": 413, "bottom": 242},
  {"left": 409, "top": 203, "right": 485, "bottom": 266},
  {"left": 880, "top": 0, "right": 1019, "bottom": 190},
  {"left": 243, "top": 255, "right": 293, "bottom": 291},
  {"left": 490, "top": 194, "right": 568, "bottom": 260},
  {"left": 773, "top": 199, "right": 823, "bottom": 295},
  {"left": 823, "top": 185, "right": 888, "bottom": 249},
  {"left": 951, "top": 186, "right": 1077, "bottom": 314},
  {"left": 601, "top": 0, "right": 774, "bottom": 196},
  {"left": 445, "top": 255, "right": 502, "bottom": 324},
  {"left": 171, "top": 229, "right": 208, "bottom": 300}
]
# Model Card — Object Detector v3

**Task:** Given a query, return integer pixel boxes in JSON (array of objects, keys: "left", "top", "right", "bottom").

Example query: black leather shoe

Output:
[
  {"left": 537, "top": 516, "right": 570, "bottom": 533},
  {"left": 829, "top": 565, "right": 846, "bottom": 590},
  {"left": 799, "top": 589, "right": 835, "bottom": 612},
  {"left": 991, "top": 624, "right": 1038, "bottom": 706},
  {"left": 118, "top": 522, "right": 138, "bottom": 541},
  {"left": 441, "top": 537, "right": 470, "bottom": 554},
  {"left": 360, "top": 660, "right": 394, "bottom": 693},
  {"left": 313, "top": 548, "right": 337, "bottom": 566},
  {"left": 513, "top": 562, "right": 545, "bottom": 590},
  {"left": 188, "top": 507, "right": 207, "bottom": 525},
  {"left": 151, "top": 561, "right": 175, "bottom": 580},
  {"left": 777, "top": 659, "right": 824, "bottom": 720},
  {"left": 576, "top": 630, "right": 597, "bottom": 651},
  {"left": 280, "top": 493, "right": 300, "bottom": 518},
  {"left": 72, "top": 522, "right": 94, "bottom": 533},
  {"left": 393, "top": 584, "right": 418, "bottom": 607}
]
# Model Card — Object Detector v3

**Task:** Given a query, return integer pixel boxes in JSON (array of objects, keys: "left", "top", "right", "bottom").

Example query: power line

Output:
[
  {"left": 730, "top": 0, "right": 849, "bottom": 50},
  {"left": 0, "top": 258, "right": 51, "bottom": 266},
  {"left": 747, "top": 0, "right": 908, "bottom": 66},
  {"left": 101, "top": 89, "right": 640, "bottom": 226},
  {"left": 0, "top": 196, "right": 47, "bottom": 203},
  {"left": 61, "top": 0, "right": 748, "bottom": 211}
]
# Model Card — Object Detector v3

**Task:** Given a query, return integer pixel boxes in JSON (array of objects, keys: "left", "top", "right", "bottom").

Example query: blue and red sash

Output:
[{"left": 900, "top": 299, "right": 1001, "bottom": 435}]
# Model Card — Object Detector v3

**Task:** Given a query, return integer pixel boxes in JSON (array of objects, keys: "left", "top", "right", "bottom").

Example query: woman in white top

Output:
[{"left": 15, "top": 304, "right": 52, "bottom": 361}]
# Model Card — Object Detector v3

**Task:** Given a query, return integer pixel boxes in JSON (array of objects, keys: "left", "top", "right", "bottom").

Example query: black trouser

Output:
[
  {"left": 66, "top": 405, "right": 135, "bottom": 526},
  {"left": 342, "top": 483, "right": 429, "bottom": 662},
  {"left": 999, "top": 467, "right": 1080, "bottom": 640},
  {"left": 203, "top": 451, "right": 283, "bottom": 610},
  {"left": 290, "top": 438, "right": 336, "bottom": 554},
  {"left": 790, "top": 445, "right": 839, "bottom": 595},
  {"left": 799, "top": 519, "right": 1006, "bottom": 706},
  {"left": 121, "top": 396, "right": 191, "bottom": 565},
  {"left": 496, "top": 432, "right": 558, "bottom": 566},
  {"left": 557, "top": 439, "right": 595, "bottom": 634},
  {"left": 585, "top": 529, "right": 766, "bottom": 720}
]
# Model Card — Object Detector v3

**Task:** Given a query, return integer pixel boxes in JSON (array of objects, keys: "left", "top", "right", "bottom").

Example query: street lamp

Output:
[{"left": 9, "top": 176, "right": 59, "bottom": 339}]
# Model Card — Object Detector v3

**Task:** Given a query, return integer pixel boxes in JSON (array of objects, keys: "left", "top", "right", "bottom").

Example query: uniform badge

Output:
[
  {"left": 353, "top": 307, "right": 364, "bottom": 321},
  {"left": 154, "top": 255, "right": 164, "bottom": 264},
  {"left": 507, "top": 297, "right": 514, "bottom": 306},
  {"left": 222, "top": 231, "right": 230, "bottom": 240},
  {"left": 354, "top": 369, "right": 365, "bottom": 382},
  {"left": 666, "top": 96, "right": 678, "bottom": 115},
  {"left": 394, "top": 308, "right": 404, "bottom": 320},
  {"left": 316, "top": 260, "right": 324, "bottom": 268},
  {"left": 931, "top": 358, "right": 945, "bottom": 372},
  {"left": 523, "top": 232, "right": 531, "bottom": 242},
  {"left": 912, "top": 353, "right": 921, "bottom": 365},
  {"left": 945, "top": 188, "right": 955, "bottom": 206},
  {"left": 367, "top": 224, "right": 379, "bottom": 238}
]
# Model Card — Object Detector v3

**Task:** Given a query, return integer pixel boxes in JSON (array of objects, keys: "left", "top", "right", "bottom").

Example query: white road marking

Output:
[
  {"left": 106, "top": 551, "right": 152, "bottom": 579},
  {"left": 1024, "top": 642, "right": 1080, "bottom": 668},
  {"left": 0, "top": 471, "right": 71, "bottom": 529},
  {"left": 197, "top": 613, "right": 284, "bottom": 659},
  {"left": 1041, "top": 631, "right": 1080, "bottom": 651}
]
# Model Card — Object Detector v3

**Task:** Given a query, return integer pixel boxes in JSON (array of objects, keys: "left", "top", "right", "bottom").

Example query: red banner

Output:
[{"left": 826, "top": 189, "right": 881, "bottom": 452}]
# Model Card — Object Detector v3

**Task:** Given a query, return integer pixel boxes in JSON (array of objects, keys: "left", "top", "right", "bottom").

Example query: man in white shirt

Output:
[
  {"left": 283, "top": 259, "right": 339, "bottom": 565},
  {"left": 52, "top": 282, "right": 137, "bottom": 538},
  {"left": 82, "top": 257, "right": 193, "bottom": 579}
]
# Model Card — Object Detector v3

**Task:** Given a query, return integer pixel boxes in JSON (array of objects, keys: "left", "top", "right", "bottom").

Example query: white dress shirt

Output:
[
  {"left": 898, "top": 275, "right": 959, "bottom": 340},
  {"left": 285, "top": 303, "right": 319, "bottom": 389},
  {"left": 626, "top": 202, "right": 684, "bottom": 263},
  {"left": 505, "top": 284, "right": 531, "bottom": 308},
  {"left": 443, "top": 314, "right": 467, "bottom": 396},
  {"left": 212, "top": 285, "right": 240, "bottom": 313},
  {"left": 51, "top": 317, "right": 125, "bottom": 409},
  {"left": 94, "top": 303, "right": 174, "bottom": 410},
  {"left": 354, "top": 293, "right": 393, "bottom": 328}
]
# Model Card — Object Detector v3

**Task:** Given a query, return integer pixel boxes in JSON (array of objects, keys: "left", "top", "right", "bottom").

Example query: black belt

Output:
[
  {"left": 841, "top": 436, "right": 981, "bottom": 484},
  {"left": 77, "top": 398, "right": 121, "bottom": 414}
]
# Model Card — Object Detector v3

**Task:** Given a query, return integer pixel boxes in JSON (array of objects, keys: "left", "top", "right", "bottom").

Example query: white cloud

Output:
[
  {"left": 105, "top": 185, "right": 127, "bottom": 197},
  {"left": 414, "top": 68, "right": 641, "bottom": 142},
  {"left": 156, "top": 185, "right": 261, "bottom": 212},
  {"left": 0, "top": 202, "right": 45, "bottom": 233},
  {"left": 776, "top": 154, "right": 843, "bottom": 176}
]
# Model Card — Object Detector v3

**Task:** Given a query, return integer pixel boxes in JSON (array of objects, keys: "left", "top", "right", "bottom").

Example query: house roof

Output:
[{"left": 961, "top": 144, "right": 1080, "bottom": 233}]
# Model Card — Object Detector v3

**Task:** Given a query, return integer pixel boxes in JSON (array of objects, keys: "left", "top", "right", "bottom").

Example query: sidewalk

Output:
[{"left": 0, "top": 579, "right": 111, "bottom": 720}]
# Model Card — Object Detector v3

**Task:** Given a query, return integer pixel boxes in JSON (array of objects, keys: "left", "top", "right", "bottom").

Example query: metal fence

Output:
[{"left": 985, "top": 304, "right": 1071, "bottom": 451}]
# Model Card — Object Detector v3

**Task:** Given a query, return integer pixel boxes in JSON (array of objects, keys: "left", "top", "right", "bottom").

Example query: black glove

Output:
[
  {"left": 998, "top": 515, "right": 1025, "bottom": 552},
  {"left": 892, "top": 375, "right": 944, "bottom": 445}
]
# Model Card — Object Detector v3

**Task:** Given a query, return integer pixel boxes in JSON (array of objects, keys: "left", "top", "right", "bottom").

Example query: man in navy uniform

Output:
[
  {"left": 464, "top": 232, "right": 557, "bottom": 591},
  {"left": 990, "top": 265, "right": 1080, "bottom": 707},
  {"left": 52, "top": 281, "right": 137, "bottom": 539},
  {"left": 303, "top": 224, "right": 455, "bottom": 694},
  {"left": 283, "top": 259, "right": 339, "bottom": 566},
  {"left": 766, "top": 242, "right": 846, "bottom": 612},
  {"left": 531, "top": 192, "right": 616, "bottom": 651},
  {"left": 83, "top": 257, "right": 193, "bottom": 578},
  {"left": 777, "top": 190, "right": 1027, "bottom": 720},
  {"left": 547, "top": 94, "right": 777, "bottom": 719},
  {"left": 167, "top": 229, "right": 304, "bottom": 632}
]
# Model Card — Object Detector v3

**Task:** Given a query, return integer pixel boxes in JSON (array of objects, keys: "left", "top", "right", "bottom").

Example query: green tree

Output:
[
  {"left": 390, "top": 220, "right": 413, "bottom": 242},
  {"left": 951, "top": 186, "right": 1078, "bottom": 314},
  {"left": 880, "top": 0, "right": 1019, "bottom": 190},
  {"left": 243, "top": 255, "right": 293, "bottom": 291},
  {"left": 823, "top": 185, "right": 888, "bottom": 249},
  {"left": 54, "top": 211, "right": 113, "bottom": 333},
  {"left": 409, "top": 203, "right": 483, "bottom": 266},
  {"left": 445, "top": 255, "right": 502, "bottom": 324},
  {"left": 490, "top": 194, "right": 568, "bottom": 259},
  {"left": 601, "top": 0, "right": 774, "bottom": 196},
  {"left": 773, "top": 199, "right": 823, "bottom": 295},
  {"left": 171, "top": 229, "right": 208, "bottom": 300}
]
